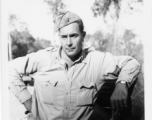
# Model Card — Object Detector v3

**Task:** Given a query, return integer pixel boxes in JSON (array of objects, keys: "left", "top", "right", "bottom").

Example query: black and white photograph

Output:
[{"left": 1, "top": 0, "right": 152, "bottom": 120}]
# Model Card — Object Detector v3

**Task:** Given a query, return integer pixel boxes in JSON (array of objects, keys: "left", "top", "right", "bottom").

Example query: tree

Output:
[
  {"left": 43, "top": 0, "right": 66, "bottom": 45},
  {"left": 9, "top": 14, "right": 32, "bottom": 59},
  {"left": 10, "top": 29, "right": 52, "bottom": 59},
  {"left": 91, "top": 0, "right": 143, "bottom": 55},
  {"left": 92, "top": 0, "right": 143, "bottom": 18},
  {"left": 32, "top": 38, "right": 52, "bottom": 52},
  {"left": 9, "top": 14, "right": 52, "bottom": 59},
  {"left": 44, "top": 0, "right": 66, "bottom": 23},
  {"left": 85, "top": 29, "right": 143, "bottom": 66},
  {"left": 10, "top": 29, "right": 35, "bottom": 59}
]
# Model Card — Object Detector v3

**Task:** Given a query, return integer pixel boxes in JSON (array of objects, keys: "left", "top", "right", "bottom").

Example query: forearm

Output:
[
  {"left": 103, "top": 52, "right": 141, "bottom": 87},
  {"left": 116, "top": 56, "right": 141, "bottom": 87},
  {"left": 10, "top": 79, "right": 32, "bottom": 103},
  {"left": 9, "top": 57, "right": 33, "bottom": 103}
]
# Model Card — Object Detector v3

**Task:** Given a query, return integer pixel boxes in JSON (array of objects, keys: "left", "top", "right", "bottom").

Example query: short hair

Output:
[{"left": 75, "top": 20, "right": 84, "bottom": 33}]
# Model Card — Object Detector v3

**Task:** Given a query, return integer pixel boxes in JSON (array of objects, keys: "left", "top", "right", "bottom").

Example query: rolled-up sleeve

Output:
[
  {"left": 102, "top": 52, "right": 141, "bottom": 88},
  {"left": 9, "top": 52, "right": 39, "bottom": 103}
]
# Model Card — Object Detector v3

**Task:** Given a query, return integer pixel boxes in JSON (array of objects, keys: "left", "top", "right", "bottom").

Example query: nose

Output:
[{"left": 67, "top": 37, "right": 72, "bottom": 46}]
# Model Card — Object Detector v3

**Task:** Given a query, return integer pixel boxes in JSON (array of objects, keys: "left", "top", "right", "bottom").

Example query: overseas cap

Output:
[{"left": 55, "top": 10, "right": 82, "bottom": 32}]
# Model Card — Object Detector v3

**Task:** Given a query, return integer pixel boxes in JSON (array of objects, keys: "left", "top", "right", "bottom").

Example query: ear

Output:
[{"left": 83, "top": 31, "right": 86, "bottom": 38}]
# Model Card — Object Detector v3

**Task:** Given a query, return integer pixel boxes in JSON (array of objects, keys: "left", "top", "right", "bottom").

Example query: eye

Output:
[
  {"left": 61, "top": 35, "right": 67, "bottom": 39},
  {"left": 70, "top": 34, "right": 78, "bottom": 38}
]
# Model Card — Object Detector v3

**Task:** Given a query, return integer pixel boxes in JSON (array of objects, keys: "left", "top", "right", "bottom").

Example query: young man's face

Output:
[{"left": 59, "top": 22, "right": 85, "bottom": 60}]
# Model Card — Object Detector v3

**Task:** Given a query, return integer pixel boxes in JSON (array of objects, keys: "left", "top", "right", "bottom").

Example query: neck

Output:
[
  {"left": 61, "top": 49, "right": 82, "bottom": 67},
  {"left": 70, "top": 49, "right": 82, "bottom": 62}
]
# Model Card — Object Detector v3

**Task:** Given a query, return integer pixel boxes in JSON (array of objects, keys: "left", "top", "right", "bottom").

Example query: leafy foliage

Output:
[
  {"left": 84, "top": 29, "right": 144, "bottom": 65},
  {"left": 92, "top": 0, "right": 143, "bottom": 18},
  {"left": 91, "top": 0, "right": 144, "bottom": 73},
  {"left": 10, "top": 29, "right": 35, "bottom": 59},
  {"left": 32, "top": 38, "right": 52, "bottom": 53},
  {"left": 9, "top": 29, "right": 51, "bottom": 59},
  {"left": 9, "top": 14, "right": 52, "bottom": 60},
  {"left": 44, "top": 0, "right": 66, "bottom": 23},
  {"left": 92, "top": 0, "right": 120, "bottom": 17}
]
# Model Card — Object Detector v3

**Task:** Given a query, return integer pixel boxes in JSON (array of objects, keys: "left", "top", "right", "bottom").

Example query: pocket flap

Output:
[
  {"left": 48, "top": 80, "right": 58, "bottom": 87},
  {"left": 14, "top": 81, "right": 26, "bottom": 86},
  {"left": 32, "top": 73, "right": 58, "bottom": 87},
  {"left": 77, "top": 81, "right": 94, "bottom": 89}
]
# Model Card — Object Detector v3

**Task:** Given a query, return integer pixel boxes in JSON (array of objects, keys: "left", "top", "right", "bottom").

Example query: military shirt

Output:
[{"left": 9, "top": 46, "right": 140, "bottom": 120}]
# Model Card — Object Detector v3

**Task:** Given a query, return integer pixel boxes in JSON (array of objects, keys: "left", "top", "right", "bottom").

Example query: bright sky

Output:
[{"left": 8, "top": 0, "right": 143, "bottom": 42}]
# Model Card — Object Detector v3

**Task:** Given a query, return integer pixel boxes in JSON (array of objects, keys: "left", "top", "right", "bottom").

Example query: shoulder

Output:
[
  {"left": 37, "top": 46, "right": 56, "bottom": 53},
  {"left": 43, "top": 46, "right": 56, "bottom": 51},
  {"left": 84, "top": 47, "right": 105, "bottom": 57},
  {"left": 28, "top": 46, "right": 58, "bottom": 65},
  {"left": 83, "top": 46, "right": 106, "bottom": 62},
  {"left": 16, "top": 46, "right": 58, "bottom": 63},
  {"left": 33, "top": 46, "right": 58, "bottom": 56}
]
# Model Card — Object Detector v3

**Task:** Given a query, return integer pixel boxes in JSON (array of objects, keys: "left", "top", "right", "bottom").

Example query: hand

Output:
[
  {"left": 23, "top": 98, "right": 32, "bottom": 112},
  {"left": 110, "top": 82, "right": 128, "bottom": 120}
]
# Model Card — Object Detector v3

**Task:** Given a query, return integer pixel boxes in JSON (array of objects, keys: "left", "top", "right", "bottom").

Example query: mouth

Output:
[{"left": 66, "top": 47, "right": 75, "bottom": 52}]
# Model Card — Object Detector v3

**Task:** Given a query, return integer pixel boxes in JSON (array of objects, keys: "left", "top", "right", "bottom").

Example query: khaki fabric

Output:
[
  {"left": 9, "top": 46, "right": 140, "bottom": 120},
  {"left": 55, "top": 11, "right": 82, "bottom": 32}
]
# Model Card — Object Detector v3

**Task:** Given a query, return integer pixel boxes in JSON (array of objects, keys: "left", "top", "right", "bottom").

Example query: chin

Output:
[{"left": 66, "top": 52, "right": 76, "bottom": 57}]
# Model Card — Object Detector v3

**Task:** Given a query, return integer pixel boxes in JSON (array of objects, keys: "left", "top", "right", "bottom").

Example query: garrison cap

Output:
[{"left": 55, "top": 10, "right": 82, "bottom": 32}]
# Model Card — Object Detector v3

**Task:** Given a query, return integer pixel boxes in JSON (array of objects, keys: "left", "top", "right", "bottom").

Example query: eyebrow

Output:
[{"left": 60, "top": 33, "right": 78, "bottom": 37}]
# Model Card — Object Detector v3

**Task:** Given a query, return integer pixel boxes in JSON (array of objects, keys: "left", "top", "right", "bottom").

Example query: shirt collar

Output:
[{"left": 55, "top": 45, "right": 62, "bottom": 60}]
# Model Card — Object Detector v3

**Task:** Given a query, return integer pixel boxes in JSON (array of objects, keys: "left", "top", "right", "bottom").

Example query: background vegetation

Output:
[
  {"left": 8, "top": 0, "right": 144, "bottom": 68},
  {"left": 8, "top": 1, "right": 144, "bottom": 120}
]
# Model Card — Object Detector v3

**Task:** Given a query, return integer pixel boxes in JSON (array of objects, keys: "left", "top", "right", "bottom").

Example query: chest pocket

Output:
[
  {"left": 77, "top": 81, "right": 95, "bottom": 106},
  {"left": 33, "top": 71, "right": 67, "bottom": 106},
  {"left": 42, "top": 80, "right": 58, "bottom": 105}
]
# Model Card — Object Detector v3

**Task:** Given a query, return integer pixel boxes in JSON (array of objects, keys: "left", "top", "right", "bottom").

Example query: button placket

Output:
[
  {"left": 63, "top": 63, "right": 76, "bottom": 119},
  {"left": 63, "top": 64, "right": 72, "bottom": 119}
]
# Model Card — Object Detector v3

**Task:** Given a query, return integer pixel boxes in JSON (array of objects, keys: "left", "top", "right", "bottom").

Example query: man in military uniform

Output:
[{"left": 9, "top": 11, "right": 143, "bottom": 120}]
